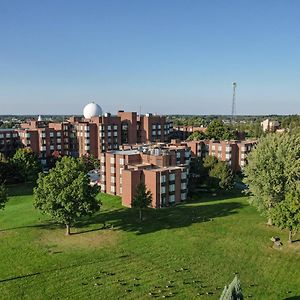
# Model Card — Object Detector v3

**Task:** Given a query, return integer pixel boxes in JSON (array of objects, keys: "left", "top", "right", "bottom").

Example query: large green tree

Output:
[
  {"left": 0, "top": 183, "right": 8, "bottom": 211},
  {"left": 12, "top": 148, "right": 41, "bottom": 182},
  {"left": 132, "top": 183, "right": 152, "bottom": 221},
  {"left": 209, "top": 161, "right": 234, "bottom": 191},
  {"left": 187, "top": 131, "right": 206, "bottom": 141},
  {"left": 244, "top": 132, "right": 300, "bottom": 226},
  {"left": 33, "top": 156, "right": 101, "bottom": 235},
  {"left": 206, "top": 120, "right": 235, "bottom": 140},
  {"left": 271, "top": 187, "right": 300, "bottom": 243}
]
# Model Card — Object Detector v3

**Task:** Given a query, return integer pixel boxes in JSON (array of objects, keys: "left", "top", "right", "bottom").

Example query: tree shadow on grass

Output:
[
  {"left": 188, "top": 187, "right": 248, "bottom": 204},
  {"left": 283, "top": 297, "right": 300, "bottom": 300},
  {"left": 1, "top": 197, "right": 244, "bottom": 236},
  {"left": 75, "top": 201, "right": 244, "bottom": 235},
  {"left": 7, "top": 183, "right": 35, "bottom": 197}
]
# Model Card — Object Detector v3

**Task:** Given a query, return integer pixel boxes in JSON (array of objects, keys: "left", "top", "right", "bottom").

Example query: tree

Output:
[
  {"left": 220, "top": 276, "right": 243, "bottom": 300},
  {"left": 203, "top": 155, "right": 218, "bottom": 170},
  {"left": 11, "top": 148, "right": 41, "bottom": 182},
  {"left": 187, "top": 131, "right": 206, "bottom": 141},
  {"left": 209, "top": 161, "right": 234, "bottom": 191},
  {"left": 0, "top": 183, "right": 8, "bottom": 211},
  {"left": 33, "top": 156, "right": 101, "bottom": 235},
  {"left": 132, "top": 183, "right": 152, "bottom": 221},
  {"left": 271, "top": 188, "right": 300, "bottom": 243},
  {"left": 79, "top": 154, "right": 100, "bottom": 172},
  {"left": 206, "top": 120, "right": 235, "bottom": 140},
  {"left": 243, "top": 132, "right": 300, "bottom": 226}
]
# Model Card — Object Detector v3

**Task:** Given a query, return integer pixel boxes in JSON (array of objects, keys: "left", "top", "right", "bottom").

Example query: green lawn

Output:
[{"left": 0, "top": 185, "right": 299, "bottom": 300}]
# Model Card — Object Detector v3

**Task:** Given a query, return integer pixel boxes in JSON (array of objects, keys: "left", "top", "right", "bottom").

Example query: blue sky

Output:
[{"left": 0, "top": 0, "right": 300, "bottom": 115}]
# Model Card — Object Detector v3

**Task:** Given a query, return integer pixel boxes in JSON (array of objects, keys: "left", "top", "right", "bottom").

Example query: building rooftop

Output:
[{"left": 109, "top": 149, "right": 140, "bottom": 155}]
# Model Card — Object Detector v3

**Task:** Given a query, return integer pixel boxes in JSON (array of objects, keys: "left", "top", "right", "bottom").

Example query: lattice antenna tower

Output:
[{"left": 231, "top": 82, "right": 237, "bottom": 123}]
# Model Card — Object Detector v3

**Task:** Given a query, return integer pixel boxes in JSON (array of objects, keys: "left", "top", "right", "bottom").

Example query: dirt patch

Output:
[{"left": 37, "top": 228, "right": 119, "bottom": 251}]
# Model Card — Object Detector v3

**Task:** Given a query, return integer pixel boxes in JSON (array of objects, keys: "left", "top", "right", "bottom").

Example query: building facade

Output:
[
  {"left": 0, "top": 111, "right": 173, "bottom": 163},
  {"left": 99, "top": 143, "right": 191, "bottom": 208}
]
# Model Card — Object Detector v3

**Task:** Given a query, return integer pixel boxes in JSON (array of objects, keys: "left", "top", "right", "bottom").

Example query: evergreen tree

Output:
[
  {"left": 220, "top": 276, "right": 243, "bottom": 300},
  {"left": 34, "top": 156, "right": 101, "bottom": 235},
  {"left": 209, "top": 161, "right": 234, "bottom": 191},
  {"left": 132, "top": 183, "right": 152, "bottom": 221}
]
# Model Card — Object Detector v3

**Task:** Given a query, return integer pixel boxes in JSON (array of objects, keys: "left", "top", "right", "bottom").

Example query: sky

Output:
[{"left": 0, "top": 0, "right": 300, "bottom": 115}]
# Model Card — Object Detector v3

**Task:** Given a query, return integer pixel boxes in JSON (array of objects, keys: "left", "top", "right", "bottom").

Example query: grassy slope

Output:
[{"left": 0, "top": 185, "right": 299, "bottom": 300}]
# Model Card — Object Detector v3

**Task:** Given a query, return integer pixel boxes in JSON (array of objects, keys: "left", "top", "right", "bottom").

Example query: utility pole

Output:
[{"left": 231, "top": 82, "right": 237, "bottom": 124}]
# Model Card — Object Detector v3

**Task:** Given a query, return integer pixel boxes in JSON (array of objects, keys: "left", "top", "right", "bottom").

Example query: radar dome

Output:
[{"left": 83, "top": 102, "right": 103, "bottom": 119}]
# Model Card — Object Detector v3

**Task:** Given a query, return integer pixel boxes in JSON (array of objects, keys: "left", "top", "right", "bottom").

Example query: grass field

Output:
[{"left": 0, "top": 184, "right": 299, "bottom": 300}]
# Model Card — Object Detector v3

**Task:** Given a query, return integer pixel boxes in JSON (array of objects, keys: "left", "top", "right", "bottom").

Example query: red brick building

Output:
[
  {"left": 0, "top": 111, "right": 173, "bottom": 164},
  {"left": 99, "top": 143, "right": 190, "bottom": 208}
]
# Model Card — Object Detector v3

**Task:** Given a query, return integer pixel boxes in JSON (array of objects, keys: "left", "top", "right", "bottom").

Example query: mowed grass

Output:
[{"left": 0, "top": 185, "right": 299, "bottom": 300}]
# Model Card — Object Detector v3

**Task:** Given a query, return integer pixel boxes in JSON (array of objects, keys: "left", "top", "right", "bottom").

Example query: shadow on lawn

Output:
[
  {"left": 75, "top": 200, "right": 244, "bottom": 235},
  {"left": 188, "top": 187, "right": 248, "bottom": 204},
  {"left": 7, "top": 183, "right": 35, "bottom": 197}
]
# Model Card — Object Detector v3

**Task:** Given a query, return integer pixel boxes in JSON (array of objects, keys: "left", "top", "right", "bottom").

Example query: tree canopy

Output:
[
  {"left": 243, "top": 132, "right": 300, "bottom": 241},
  {"left": 187, "top": 131, "right": 207, "bottom": 141},
  {"left": 209, "top": 161, "right": 234, "bottom": 191},
  {"left": 33, "top": 156, "right": 101, "bottom": 235},
  {"left": 206, "top": 120, "right": 235, "bottom": 140},
  {"left": 11, "top": 148, "right": 41, "bottom": 182}
]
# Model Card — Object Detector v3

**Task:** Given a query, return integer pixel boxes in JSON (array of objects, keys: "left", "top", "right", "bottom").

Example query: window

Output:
[
  {"left": 176, "top": 152, "right": 181, "bottom": 158},
  {"left": 101, "top": 156, "right": 105, "bottom": 163},
  {"left": 161, "top": 175, "right": 166, "bottom": 183},
  {"left": 169, "top": 195, "right": 175, "bottom": 203},
  {"left": 110, "top": 186, "right": 115, "bottom": 193},
  {"left": 113, "top": 125, "right": 118, "bottom": 130},
  {"left": 169, "top": 184, "right": 175, "bottom": 192},
  {"left": 119, "top": 158, "right": 124, "bottom": 165},
  {"left": 110, "top": 157, "right": 115, "bottom": 164},
  {"left": 161, "top": 186, "right": 166, "bottom": 194},
  {"left": 181, "top": 182, "right": 187, "bottom": 190},
  {"left": 110, "top": 167, "right": 115, "bottom": 173},
  {"left": 181, "top": 193, "right": 187, "bottom": 201},
  {"left": 107, "top": 125, "right": 111, "bottom": 130},
  {"left": 114, "top": 131, "right": 118, "bottom": 137},
  {"left": 111, "top": 176, "right": 115, "bottom": 183},
  {"left": 169, "top": 173, "right": 175, "bottom": 181},
  {"left": 181, "top": 172, "right": 187, "bottom": 180}
]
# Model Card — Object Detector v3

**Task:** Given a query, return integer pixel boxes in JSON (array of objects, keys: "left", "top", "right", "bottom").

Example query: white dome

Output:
[{"left": 83, "top": 102, "right": 103, "bottom": 119}]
